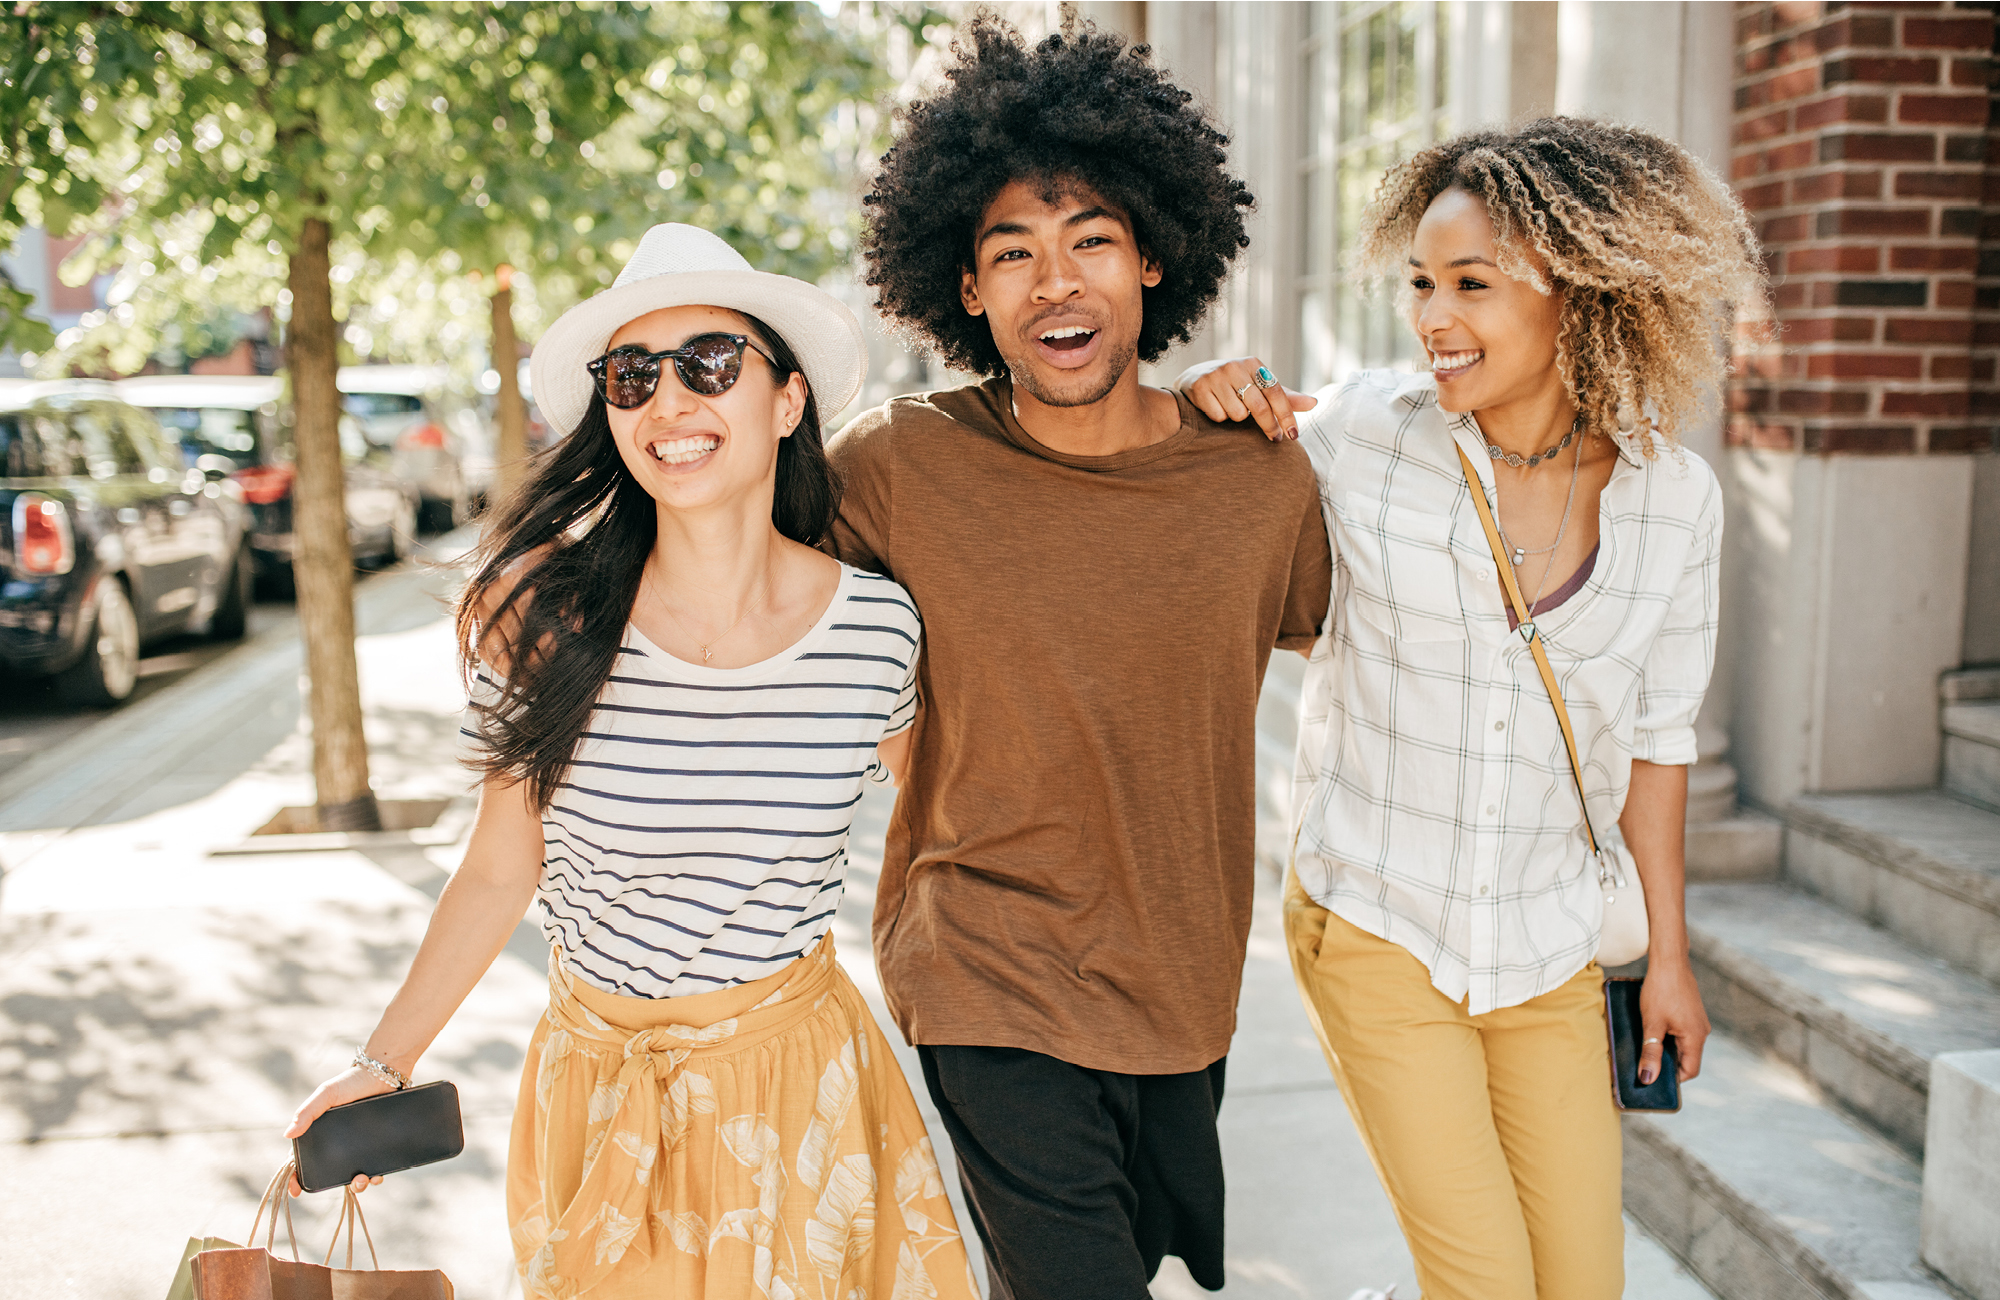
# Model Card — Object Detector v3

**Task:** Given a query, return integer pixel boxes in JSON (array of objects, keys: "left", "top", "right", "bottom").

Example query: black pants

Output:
[{"left": 918, "top": 1044, "right": 1228, "bottom": 1300}]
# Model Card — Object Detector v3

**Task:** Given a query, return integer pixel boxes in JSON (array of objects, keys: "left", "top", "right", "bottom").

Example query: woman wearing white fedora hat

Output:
[{"left": 286, "top": 224, "right": 979, "bottom": 1300}]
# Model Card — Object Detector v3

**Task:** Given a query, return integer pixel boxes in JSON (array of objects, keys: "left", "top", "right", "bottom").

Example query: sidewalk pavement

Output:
[{"left": 0, "top": 539, "right": 1716, "bottom": 1299}]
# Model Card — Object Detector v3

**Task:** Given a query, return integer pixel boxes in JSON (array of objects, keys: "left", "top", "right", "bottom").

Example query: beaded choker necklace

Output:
[{"left": 1485, "top": 414, "right": 1583, "bottom": 469}]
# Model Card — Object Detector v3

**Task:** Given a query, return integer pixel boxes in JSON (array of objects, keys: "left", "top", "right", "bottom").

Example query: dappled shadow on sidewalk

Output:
[
  {"left": 0, "top": 899, "right": 541, "bottom": 1148},
  {"left": 249, "top": 705, "right": 477, "bottom": 802}
]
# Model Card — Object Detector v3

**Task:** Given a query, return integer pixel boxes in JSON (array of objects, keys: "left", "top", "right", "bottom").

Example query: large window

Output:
[{"left": 1297, "top": 2, "right": 1450, "bottom": 390}]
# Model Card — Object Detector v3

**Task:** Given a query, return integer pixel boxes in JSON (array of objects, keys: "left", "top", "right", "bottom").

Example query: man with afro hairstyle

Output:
[{"left": 826, "top": 18, "right": 1331, "bottom": 1299}]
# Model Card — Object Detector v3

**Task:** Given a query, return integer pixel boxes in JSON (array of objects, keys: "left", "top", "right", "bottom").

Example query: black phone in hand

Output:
[
  {"left": 292, "top": 1080, "right": 465, "bottom": 1193},
  {"left": 1604, "top": 977, "right": 1681, "bottom": 1112}
]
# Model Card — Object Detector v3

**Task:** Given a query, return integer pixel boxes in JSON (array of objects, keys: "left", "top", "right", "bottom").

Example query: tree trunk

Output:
[
  {"left": 490, "top": 271, "right": 528, "bottom": 504},
  {"left": 288, "top": 217, "right": 380, "bottom": 832}
]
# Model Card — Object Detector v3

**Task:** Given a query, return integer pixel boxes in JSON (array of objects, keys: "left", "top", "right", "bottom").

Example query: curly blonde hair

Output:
[{"left": 1354, "top": 117, "right": 1765, "bottom": 448}]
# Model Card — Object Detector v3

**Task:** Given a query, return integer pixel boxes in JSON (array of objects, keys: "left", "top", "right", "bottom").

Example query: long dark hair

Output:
[{"left": 456, "top": 312, "right": 840, "bottom": 811}]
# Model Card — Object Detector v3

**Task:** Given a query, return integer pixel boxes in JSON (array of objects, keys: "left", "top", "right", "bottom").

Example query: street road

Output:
[{"left": 0, "top": 597, "right": 292, "bottom": 782}]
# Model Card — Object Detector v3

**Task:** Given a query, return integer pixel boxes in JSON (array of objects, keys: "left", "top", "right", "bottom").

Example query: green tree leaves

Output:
[{"left": 6, "top": 1, "right": 915, "bottom": 368}]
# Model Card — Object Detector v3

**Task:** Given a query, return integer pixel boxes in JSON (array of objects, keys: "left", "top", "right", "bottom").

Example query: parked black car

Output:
[
  {"left": 0, "top": 380, "right": 252, "bottom": 704},
  {"left": 117, "top": 375, "right": 418, "bottom": 594}
]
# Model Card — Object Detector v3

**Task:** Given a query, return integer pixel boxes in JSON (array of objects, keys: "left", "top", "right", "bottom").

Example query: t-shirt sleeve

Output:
[
  {"left": 825, "top": 406, "right": 894, "bottom": 578},
  {"left": 1276, "top": 470, "right": 1334, "bottom": 653},
  {"left": 884, "top": 635, "right": 921, "bottom": 738},
  {"left": 458, "top": 659, "right": 506, "bottom": 768},
  {"left": 865, "top": 636, "right": 921, "bottom": 786}
]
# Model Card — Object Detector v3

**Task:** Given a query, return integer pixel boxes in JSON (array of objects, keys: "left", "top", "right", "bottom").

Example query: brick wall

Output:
[
  {"left": 1732, "top": 1, "right": 2000, "bottom": 454},
  {"left": 1979, "top": 5, "right": 2000, "bottom": 441}
]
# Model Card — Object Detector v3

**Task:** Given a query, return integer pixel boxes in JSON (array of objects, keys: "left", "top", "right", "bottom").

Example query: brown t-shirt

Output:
[{"left": 826, "top": 377, "right": 1332, "bottom": 1074}]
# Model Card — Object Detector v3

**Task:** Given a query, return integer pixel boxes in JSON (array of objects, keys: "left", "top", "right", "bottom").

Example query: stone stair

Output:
[
  {"left": 1624, "top": 668, "right": 2000, "bottom": 1300},
  {"left": 1942, "top": 667, "right": 2000, "bottom": 814}
]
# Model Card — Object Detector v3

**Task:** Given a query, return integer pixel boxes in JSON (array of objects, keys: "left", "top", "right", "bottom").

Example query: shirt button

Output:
[
  {"left": 1494, "top": 720, "right": 1506, "bottom": 731},
  {"left": 1485, "top": 804, "right": 1497, "bottom": 815},
  {"left": 1480, "top": 885, "right": 1490, "bottom": 896}
]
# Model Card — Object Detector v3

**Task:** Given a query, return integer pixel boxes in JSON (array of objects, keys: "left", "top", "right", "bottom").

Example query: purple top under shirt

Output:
[{"left": 1504, "top": 542, "right": 1600, "bottom": 631}]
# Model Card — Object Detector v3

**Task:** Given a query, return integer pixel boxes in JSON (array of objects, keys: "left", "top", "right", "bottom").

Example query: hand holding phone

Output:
[
  {"left": 1605, "top": 977, "right": 1681, "bottom": 1112},
  {"left": 290, "top": 1080, "right": 465, "bottom": 1195},
  {"left": 286, "top": 1065, "right": 398, "bottom": 1195}
]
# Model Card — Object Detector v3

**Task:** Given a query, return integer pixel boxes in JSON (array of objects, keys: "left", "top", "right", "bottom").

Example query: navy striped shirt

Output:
[{"left": 466, "top": 565, "right": 920, "bottom": 998}]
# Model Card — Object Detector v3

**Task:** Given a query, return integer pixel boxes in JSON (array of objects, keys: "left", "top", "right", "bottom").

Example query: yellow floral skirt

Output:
[{"left": 506, "top": 938, "right": 979, "bottom": 1300}]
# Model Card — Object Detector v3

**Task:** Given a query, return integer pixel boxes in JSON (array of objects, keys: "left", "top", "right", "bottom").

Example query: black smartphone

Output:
[
  {"left": 292, "top": 1080, "right": 466, "bottom": 1193},
  {"left": 1604, "top": 977, "right": 1681, "bottom": 1112}
]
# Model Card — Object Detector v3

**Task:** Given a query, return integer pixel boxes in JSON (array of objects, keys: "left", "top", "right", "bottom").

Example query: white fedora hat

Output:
[{"left": 530, "top": 223, "right": 867, "bottom": 435}]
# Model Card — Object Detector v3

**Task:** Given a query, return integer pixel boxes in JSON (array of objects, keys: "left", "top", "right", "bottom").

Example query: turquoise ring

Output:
[{"left": 1253, "top": 366, "right": 1279, "bottom": 390}]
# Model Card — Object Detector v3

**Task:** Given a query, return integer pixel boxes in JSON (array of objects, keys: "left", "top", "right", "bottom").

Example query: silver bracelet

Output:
[{"left": 352, "top": 1047, "right": 410, "bottom": 1091}]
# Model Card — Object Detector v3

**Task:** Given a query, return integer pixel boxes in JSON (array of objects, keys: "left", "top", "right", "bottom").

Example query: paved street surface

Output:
[
  {"left": 0, "top": 536, "right": 1715, "bottom": 1299},
  {"left": 0, "top": 596, "right": 292, "bottom": 783}
]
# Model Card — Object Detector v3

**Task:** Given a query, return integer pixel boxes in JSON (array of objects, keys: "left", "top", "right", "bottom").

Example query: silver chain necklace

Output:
[
  {"left": 642, "top": 567, "right": 763, "bottom": 664},
  {"left": 1494, "top": 431, "right": 1584, "bottom": 612},
  {"left": 1485, "top": 414, "right": 1582, "bottom": 469}
]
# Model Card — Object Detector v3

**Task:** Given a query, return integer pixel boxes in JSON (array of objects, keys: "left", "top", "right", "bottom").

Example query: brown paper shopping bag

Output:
[
  {"left": 183, "top": 1162, "right": 453, "bottom": 1300},
  {"left": 165, "top": 1235, "right": 240, "bottom": 1300}
]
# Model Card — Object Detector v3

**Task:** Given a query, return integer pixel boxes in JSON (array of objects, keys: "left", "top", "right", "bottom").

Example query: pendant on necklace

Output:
[
  {"left": 701, "top": 647, "right": 713, "bottom": 662},
  {"left": 1512, "top": 547, "right": 1526, "bottom": 566}
]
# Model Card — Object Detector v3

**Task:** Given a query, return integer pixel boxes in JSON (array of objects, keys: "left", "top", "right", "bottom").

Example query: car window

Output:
[
  {"left": 150, "top": 406, "right": 263, "bottom": 469},
  {"left": 68, "top": 406, "right": 126, "bottom": 479},
  {"left": 344, "top": 391, "right": 424, "bottom": 448},
  {"left": 116, "top": 405, "right": 184, "bottom": 477},
  {"left": 0, "top": 415, "right": 43, "bottom": 478},
  {"left": 29, "top": 412, "right": 88, "bottom": 477},
  {"left": 342, "top": 392, "right": 423, "bottom": 418}
]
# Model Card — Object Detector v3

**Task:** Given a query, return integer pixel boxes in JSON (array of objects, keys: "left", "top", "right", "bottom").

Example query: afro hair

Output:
[{"left": 862, "top": 18, "right": 1254, "bottom": 376}]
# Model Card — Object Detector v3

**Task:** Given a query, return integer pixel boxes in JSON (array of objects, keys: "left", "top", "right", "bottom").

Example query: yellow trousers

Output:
[{"left": 1283, "top": 875, "right": 1624, "bottom": 1300}]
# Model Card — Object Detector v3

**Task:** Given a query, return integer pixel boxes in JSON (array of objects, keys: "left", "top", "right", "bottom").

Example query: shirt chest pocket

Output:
[{"left": 1336, "top": 493, "right": 1466, "bottom": 642}]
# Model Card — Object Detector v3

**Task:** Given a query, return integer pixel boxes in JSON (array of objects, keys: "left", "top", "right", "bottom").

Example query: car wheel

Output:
[
  {"left": 208, "top": 542, "right": 253, "bottom": 641},
  {"left": 56, "top": 578, "right": 140, "bottom": 707}
]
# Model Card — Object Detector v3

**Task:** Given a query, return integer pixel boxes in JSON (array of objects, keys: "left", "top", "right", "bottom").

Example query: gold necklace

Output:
[{"left": 643, "top": 568, "right": 762, "bottom": 663}]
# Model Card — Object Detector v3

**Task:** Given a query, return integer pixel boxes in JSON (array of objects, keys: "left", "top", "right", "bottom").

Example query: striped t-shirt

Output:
[{"left": 467, "top": 564, "right": 920, "bottom": 999}]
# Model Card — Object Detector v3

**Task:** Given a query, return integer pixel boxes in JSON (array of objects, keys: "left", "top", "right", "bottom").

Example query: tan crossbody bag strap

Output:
[{"left": 1454, "top": 445, "right": 1602, "bottom": 859}]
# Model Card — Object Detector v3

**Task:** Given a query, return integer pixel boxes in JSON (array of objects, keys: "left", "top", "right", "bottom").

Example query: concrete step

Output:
[
  {"left": 1623, "top": 1032, "right": 1954, "bottom": 1300},
  {"left": 1940, "top": 666, "right": 2000, "bottom": 704},
  {"left": 1687, "top": 881, "right": 2000, "bottom": 1156},
  {"left": 1942, "top": 701, "right": 2000, "bottom": 813},
  {"left": 1783, "top": 790, "right": 2000, "bottom": 986},
  {"left": 1687, "top": 811, "right": 1784, "bottom": 882}
]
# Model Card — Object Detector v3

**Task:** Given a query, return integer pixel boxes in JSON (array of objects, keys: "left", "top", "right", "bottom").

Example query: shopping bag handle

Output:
[
  {"left": 246, "top": 1162, "right": 302, "bottom": 1262},
  {"left": 323, "top": 1186, "right": 382, "bottom": 1271}
]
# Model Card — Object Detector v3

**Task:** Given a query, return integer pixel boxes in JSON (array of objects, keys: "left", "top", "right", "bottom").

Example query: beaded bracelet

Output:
[{"left": 352, "top": 1046, "right": 410, "bottom": 1091}]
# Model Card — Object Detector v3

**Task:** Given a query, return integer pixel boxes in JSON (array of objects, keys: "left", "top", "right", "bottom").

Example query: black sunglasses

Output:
[{"left": 586, "top": 332, "right": 785, "bottom": 409}]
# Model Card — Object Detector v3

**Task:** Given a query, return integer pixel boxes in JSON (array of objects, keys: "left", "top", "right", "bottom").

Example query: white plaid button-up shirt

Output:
[{"left": 1291, "top": 370, "right": 1722, "bottom": 1014}]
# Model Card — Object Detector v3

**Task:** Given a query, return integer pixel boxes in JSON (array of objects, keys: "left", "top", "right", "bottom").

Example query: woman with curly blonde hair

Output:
[{"left": 1180, "top": 117, "right": 1765, "bottom": 1298}]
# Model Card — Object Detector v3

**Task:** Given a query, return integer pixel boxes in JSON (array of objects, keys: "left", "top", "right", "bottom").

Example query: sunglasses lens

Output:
[
  {"left": 596, "top": 353, "right": 659, "bottom": 409},
  {"left": 675, "top": 335, "right": 744, "bottom": 396}
]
